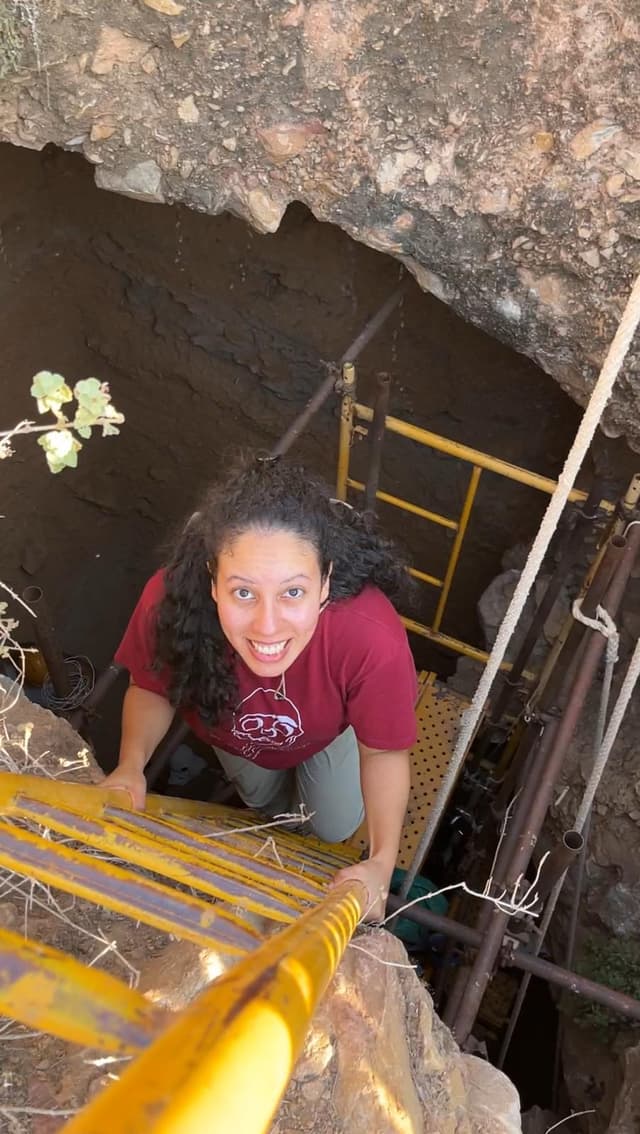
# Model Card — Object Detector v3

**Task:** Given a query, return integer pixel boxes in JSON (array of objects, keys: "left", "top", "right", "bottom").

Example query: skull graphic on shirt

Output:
[{"left": 231, "top": 687, "right": 304, "bottom": 756}]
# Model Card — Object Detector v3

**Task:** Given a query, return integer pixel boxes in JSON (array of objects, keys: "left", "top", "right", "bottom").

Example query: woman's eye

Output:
[
  {"left": 234, "top": 587, "right": 254, "bottom": 600},
  {"left": 284, "top": 587, "right": 304, "bottom": 599}
]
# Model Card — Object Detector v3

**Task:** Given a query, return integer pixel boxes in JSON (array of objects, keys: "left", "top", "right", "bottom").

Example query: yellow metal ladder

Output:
[{"left": 0, "top": 665, "right": 469, "bottom": 1133}]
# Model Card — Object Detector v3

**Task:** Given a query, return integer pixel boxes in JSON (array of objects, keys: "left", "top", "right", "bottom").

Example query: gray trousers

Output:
[{"left": 214, "top": 726, "right": 364, "bottom": 844}]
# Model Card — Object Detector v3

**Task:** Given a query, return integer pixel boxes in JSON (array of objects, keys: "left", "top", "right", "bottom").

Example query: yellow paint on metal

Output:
[
  {"left": 62, "top": 882, "right": 367, "bottom": 1134},
  {"left": 0, "top": 775, "right": 343, "bottom": 900},
  {"left": 346, "top": 478, "right": 459, "bottom": 530},
  {"left": 349, "top": 678, "right": 469, "bottom": 870},
  {"left": 408, "top": 566, "right": 444, "bottom": 589},
  {"left": 0, "top": 819, "right": 261, "bottom": 954},
  {"left": 10, "top": 803, "right": 308, "bottom": 923},
  {"left": 143, "top": 795, "right": 357, "bottom": 872},
  {"left": 432, "top": 465, "right": 482, "bottom": 632},
  {"left": 336, "top": 362, "right": 356, "bottom": 500},
  {"left": 0, "top": 927, "right": 163, "bottom": 1052},
  {"left": 354, "top": 403, "right": 615, "bottom": 511},
  {"left": 400, "top": 617, "right": 536, "bottom": 679}
]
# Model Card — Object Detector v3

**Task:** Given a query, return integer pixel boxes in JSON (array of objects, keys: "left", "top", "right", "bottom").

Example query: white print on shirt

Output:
[{"left": 231, "top": 687, "right": 304, "bottom": 761}]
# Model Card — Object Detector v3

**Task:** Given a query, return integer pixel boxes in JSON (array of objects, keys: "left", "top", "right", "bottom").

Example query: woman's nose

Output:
[{"left": 251, "top": 598, "right": 279, "bottom": 637}]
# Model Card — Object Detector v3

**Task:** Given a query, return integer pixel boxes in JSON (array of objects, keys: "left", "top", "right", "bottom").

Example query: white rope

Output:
[
  {"left": 399, "top": 269, "right": 640, "bottom": 897},
  {"left": 575, "top": 634, "right": 640, "bottom": 833},
  {"left": 571, "top": 600, "right": 619, "bottom": 662},
  {"left": 571, "top": 600, "right": 620, "bottom": 765}
]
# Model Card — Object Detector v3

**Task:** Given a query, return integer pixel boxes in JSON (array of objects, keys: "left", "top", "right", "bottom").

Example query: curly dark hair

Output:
[{"left": 154, "top": 455, "right": 409, "bottom": 722}]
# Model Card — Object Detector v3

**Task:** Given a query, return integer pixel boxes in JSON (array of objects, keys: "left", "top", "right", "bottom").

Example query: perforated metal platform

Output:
[{"left": 349, "top": 672, "right": 469, "bottom": 871}]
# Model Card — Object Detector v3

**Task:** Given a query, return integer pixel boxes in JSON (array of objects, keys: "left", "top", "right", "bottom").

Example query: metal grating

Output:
[{"left": 349, "top": 673, "right": 469, "bottom": 871}]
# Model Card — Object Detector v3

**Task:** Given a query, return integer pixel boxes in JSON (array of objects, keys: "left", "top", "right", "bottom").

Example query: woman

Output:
[{"left": 103, "top": 456, "right": 418, "bottom": 918}]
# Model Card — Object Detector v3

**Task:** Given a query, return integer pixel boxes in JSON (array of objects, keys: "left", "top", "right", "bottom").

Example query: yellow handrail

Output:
[
  {"left": 346, "top": 478, "right": 458, "bottom": 530},
  {"left": 335, "top": 362, "right": 356, "bottom": 500},
  {"left": 432, "top": 465, "right": 482, "bottom": 632},
  {"left": 0, "top": 926, "right": 164, "bottom": 1053},
  {"left": 63, "top": 881, "right": 366, "bottom": 1134},
  {"left": 335, "top": 400, "right": 616, "bottom": 659},
  {"left": 354, "top": 403, "right": 614, "bottom": 510}
]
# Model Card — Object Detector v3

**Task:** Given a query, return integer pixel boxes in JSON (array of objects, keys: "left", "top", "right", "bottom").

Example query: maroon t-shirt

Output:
[{"left": 115, "top": 570, "right": 418, "bottom": 770}]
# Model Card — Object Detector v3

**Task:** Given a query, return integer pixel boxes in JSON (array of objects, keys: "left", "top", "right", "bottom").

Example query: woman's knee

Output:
[{"left": 306, "top": 805, "right": 364, "bottom": 845}]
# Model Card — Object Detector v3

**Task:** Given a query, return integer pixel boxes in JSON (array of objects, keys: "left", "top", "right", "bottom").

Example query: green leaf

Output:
[
  {"left": 30, "top": 371, "right": 73, "bottom": 416},
  {"left": 37, "top": 429, "right": 82, "bottom": 474},
  {"left": 73, "top": 378, "right": 110, "bottom": 421},
  {"left": 75, "top": 424, "right": 92, "bottom": 439},
  {"left": 101, "top": 422, "right": 120, "bottom": 437}
]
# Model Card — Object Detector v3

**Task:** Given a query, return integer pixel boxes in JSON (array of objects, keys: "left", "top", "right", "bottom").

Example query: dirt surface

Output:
[{"left": 1, "top": 143, "right": 636, "bottom": 767}]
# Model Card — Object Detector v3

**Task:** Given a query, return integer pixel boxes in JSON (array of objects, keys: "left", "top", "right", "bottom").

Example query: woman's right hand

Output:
[{"left": 100, "top": 766, "right": 147, "bottom": 810}]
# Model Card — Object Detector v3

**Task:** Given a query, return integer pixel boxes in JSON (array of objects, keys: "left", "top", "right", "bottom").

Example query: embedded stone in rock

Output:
[
  {"left": 569, "top": 120, "right": 622, "bottom": 161},
  {"left": 243, "top": 188, "right": 287, "bottom": 233},
  {"left": 96, "top": 160, "right": 165, "bottom": 203},
  {"left": 142, "top": 0, "right": 185, "bottom": 14},
  {"left": 177, "top": 95, "right": 199, "bottom": 124},
  {"left": 90, "top": 26, "right": 152, "bottom": 75},
  {"left": 257, "top": 121, "right": 326, "bottom": 164}
]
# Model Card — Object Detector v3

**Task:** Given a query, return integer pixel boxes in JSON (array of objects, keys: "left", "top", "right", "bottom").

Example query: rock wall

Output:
[{"left": 1, "top": 2, "right": 639, "bottom": 445}]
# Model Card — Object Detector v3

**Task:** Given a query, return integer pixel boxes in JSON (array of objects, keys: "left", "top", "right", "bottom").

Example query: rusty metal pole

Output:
[
  {"left": 68, "top": 662, "right": 125, "bottom": 732},
  {"left": 271, "top": 285, "right": 405, "bottom": 458},
  {"left": 489, "top": 482, "right": 604, "bottom": 727},
  {"left": 490, "top": 532, "right": 625, "bottom": 823},
  {"left": 385, "top": 897, "right": 640, "bottom": 1024},
  {"left": 364, "top": 373, "right": 391, "bottom": 512},
  {"left": 443, "top": 533, "right": 626, "bottom": 1027},
  {"left": 535, "top": 830, "right": 584, "bottom": 901},
  {"left": 448, "top": 522, "right": 640, "bottom": 1043},
  {"left": 21, "top": 585, "right": 72, "bottom": 700}
]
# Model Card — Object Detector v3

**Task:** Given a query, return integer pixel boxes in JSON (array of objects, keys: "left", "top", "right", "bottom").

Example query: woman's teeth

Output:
[{"left": 250, "top": 640, "right": 287, "bottom": 656}]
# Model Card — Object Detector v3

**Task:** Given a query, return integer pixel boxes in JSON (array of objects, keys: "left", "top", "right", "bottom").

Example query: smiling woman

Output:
[
  {"left": 102, "top": 455, "right": 418, "bottom": 918},
  {"left": 211, "top": 528, "right": 330, "bottom": 675}
]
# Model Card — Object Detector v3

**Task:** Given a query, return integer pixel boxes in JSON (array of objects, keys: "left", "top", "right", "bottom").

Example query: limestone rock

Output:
[
  {"left": 142, "top": 0, "right": 185, "bottom": 14},
  {"left": 0, "top": 678, "right": 101, "bottom": 783},
  {"left": 607, "top": 1040, "right": 640, "bottom": 1133},
  {"left": 95, "top": 159, "right": 165, "bottom": 203},
  {"left": 1, "top": 0, "right": 640, "bottom": 446},
  {"left": 462, "top": 1054, "right": 522, "bottom": 1134},
  {"left": 275, "top": 930, "right": 521, "bottom": 1133},
  {"left": 91, "top": 27, "right": 151, "bottom": 75},
  {"left": 177, "top": 95, "right": 199, "bottom": 124},
  {"left": 257, "top": 120, "right": 326, "bottom": 164},
  {"left": 138, "top": 940, "right": 232, "bottom": 1011}
]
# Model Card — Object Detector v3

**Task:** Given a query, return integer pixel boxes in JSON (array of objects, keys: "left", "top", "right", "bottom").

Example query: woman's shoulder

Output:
[
  {"left": 134, "top": 568, "right": 167, "bottom": 613},
  {"left": 326, "top": 586, "right": 406, "bottom": 643}
]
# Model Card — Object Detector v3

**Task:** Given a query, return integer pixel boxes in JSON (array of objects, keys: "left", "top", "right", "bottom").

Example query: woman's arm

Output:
[
  {"left": 333, "top": 743, "right": 410, "bottom": 920},
  {"left": 100, "top": 683, "right": 176, "bottom": 808}
]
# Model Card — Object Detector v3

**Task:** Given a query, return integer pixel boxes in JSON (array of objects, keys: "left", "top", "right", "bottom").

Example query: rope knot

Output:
[{"left": 572, "top": 599, "right": 619, "bottom": 664}]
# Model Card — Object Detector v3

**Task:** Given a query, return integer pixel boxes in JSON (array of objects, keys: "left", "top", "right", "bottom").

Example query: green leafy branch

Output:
[{"left": 0, "top": 372, "right": 125, "bottom": 473}]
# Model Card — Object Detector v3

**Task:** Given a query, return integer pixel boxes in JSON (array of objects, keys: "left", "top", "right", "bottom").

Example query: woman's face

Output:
[{"left": 211, "top": 527, "right": 330, "bottom": 677}]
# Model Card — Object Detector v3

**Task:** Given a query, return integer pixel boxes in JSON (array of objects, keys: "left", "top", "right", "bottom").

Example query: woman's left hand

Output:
[{"left": 331, "top": 857, "right": 393, "bottom": 923}]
